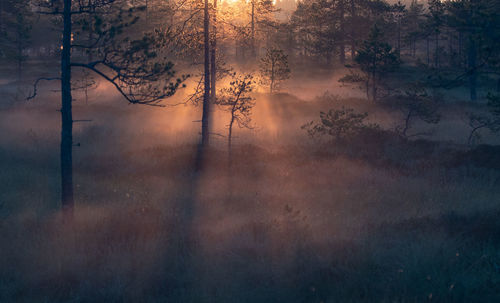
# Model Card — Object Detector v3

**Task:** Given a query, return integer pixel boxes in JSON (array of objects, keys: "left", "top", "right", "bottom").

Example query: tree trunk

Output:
[
  {"left": 228, "top": 116, "right": 234, "bottom": 152},
  {"left": 210, "top": 0, "right": 217, "bottom": 104},
  {"left": 402, "top": 109, "right": 413, "bottom": 137},
  {"left": 201, "top": 0, "right": 211, "bottom": 149},
  {"left": 61, "top": 0, "right": 74, "bottom": 213}
]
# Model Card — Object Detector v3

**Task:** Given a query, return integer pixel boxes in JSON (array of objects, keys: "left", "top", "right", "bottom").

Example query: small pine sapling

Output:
[
  {"left": 259, "top": 48, "right": 291, "bottom": 93},
  {"left": 217, "top": 73, "right": 256, "bottom": 151}
]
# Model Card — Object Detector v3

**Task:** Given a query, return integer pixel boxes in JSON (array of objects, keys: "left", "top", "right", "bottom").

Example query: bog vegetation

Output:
[{"left": 1, "top": 0, "right": 500, "bottom": 302}]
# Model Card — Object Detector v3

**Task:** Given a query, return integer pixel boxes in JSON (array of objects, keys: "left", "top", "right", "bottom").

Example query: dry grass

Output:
[
  {"left": 1, "top": 139, "right": 500, "bottom": 302},
  {"left": 1, "top": 71, "right": 500, "bottom": 302}
]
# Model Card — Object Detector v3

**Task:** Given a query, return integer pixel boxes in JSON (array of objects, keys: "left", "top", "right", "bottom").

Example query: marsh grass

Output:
[
  {"left": 1, "top": 73, "right": 500, "bottom": 302},
  {"left": 1, "top": 138, "right": 500, "bottom": 302}
]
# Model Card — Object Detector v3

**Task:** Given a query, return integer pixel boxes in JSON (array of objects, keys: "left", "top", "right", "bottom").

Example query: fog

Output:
[
  {"left": 1, "top": 70, "right": 500, "bottom": 302},
  {"left": 2, "top": 0, "right": 500, "bottom": 300}
]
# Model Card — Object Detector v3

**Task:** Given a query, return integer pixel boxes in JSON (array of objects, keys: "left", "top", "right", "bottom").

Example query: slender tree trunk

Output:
[
  {"left": 402, "top": 109, "right": 413, "bottom": 137},
  {"left": 201, "top": 0, "right": 211, "bottom": 148},
  {"left": 210, "top": 0, "right": 217, "bottom": 104},
  {"left": 228, "top": 116, "right": 234, "bottom": 152},
  {"left": 61, "top": 0, "right": 74, "bottom": 213},
  {"left": 196, "top": 0, "right": 212, "bottom": 172}
]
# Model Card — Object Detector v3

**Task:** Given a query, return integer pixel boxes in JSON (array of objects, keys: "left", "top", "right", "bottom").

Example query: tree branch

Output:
[{"left": 27, "top": 77, "right": 61, "bottom": 101}]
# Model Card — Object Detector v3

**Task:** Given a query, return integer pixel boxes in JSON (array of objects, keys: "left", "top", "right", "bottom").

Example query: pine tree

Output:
[
  {"left": 259, "top": 48, "right": 291, "bottom": 93},
  {"left": 355, "top": 25, "right": 399, "bottom": 101},
  {"left": 31, "top": 0, "right": 185, "bottom": 213}
]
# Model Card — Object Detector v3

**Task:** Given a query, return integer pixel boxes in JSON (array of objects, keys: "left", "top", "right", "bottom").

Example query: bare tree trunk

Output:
[
  {"left": 402, "top": 109, "right": 413, "bottom": 137},
  {"left": 61, "top": 0, "right": 74, "bottom": 214},
  {"left": 196, "top": 0, "right": 212, "bottom": 172},
  {"left": 210, "top": 0, "right": 217, "bottom": 104},
  {"left": 228, "top": 116, "right": 234, "bottom": 152},
  {"left": 201, "top": 0, "right": 211, "bottom": 148}
]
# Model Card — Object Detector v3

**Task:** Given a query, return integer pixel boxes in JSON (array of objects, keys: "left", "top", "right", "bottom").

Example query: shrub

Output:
[{"left": 302, "top": 107, "right": 378, "bottom": 140}]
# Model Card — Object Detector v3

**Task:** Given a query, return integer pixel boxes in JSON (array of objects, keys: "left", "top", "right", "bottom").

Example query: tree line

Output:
[{"left": 1, "top": 0, "right": 500, "bottom": 212}]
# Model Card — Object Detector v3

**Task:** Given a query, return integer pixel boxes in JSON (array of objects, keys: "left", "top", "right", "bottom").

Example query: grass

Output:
[
  {"left": 0, "top": 70, "right": 500, "bottom": 302},
  {"left": 0, "top": 138, "right": 499, "bottom": 302}
]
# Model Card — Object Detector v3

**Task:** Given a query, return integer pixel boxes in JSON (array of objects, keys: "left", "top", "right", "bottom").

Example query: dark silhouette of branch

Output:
[
  {"left": 71, "top": 62, "right": 176, "bottom": 106},
  {"left": 27, "top": 77, "right": 61, "bottom": 100}
]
